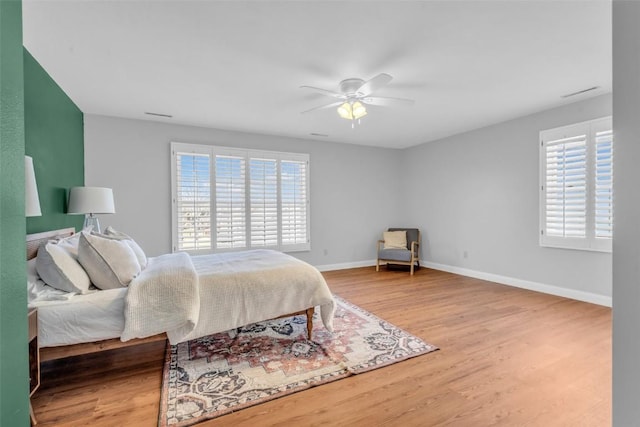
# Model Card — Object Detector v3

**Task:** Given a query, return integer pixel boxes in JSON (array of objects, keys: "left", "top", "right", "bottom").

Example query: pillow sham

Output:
[
  {"left": 383, "top": 230, "right": 407, "bottom": 250},
  {"left": 36, "top": 240, "right": 92, "bottom": 294},
  {"left": 78, "top": 232, "right": 141, "bottom": 290},
  {"left": 102, "top": 226, "right": 148, "bottom": 269}
]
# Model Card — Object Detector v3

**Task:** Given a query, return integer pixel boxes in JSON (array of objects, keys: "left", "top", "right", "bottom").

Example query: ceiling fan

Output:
[{"left": 300, "top": 73, "right": 415, "bottom": 126}]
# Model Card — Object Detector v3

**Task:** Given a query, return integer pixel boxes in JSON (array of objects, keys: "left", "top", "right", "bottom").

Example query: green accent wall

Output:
[
  {"left": 24, "top": 49, "right": 84, "bottom": 234},
  {"left": 0, "top": 0, "right": 30, "bottom": 425},
  {"left": 0, "top": 6, "right": 85, "bottom": 424}
]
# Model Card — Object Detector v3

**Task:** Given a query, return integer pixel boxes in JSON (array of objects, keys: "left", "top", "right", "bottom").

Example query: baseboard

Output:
[
  {"left": 314, "top": 258, "right": 611, "bottom": 307},
  {"left": 315, "top": 259, "right": 376, "bottom": 272},
  {"left": 422, "top": 260, "right": 612, "bottom": 307}
]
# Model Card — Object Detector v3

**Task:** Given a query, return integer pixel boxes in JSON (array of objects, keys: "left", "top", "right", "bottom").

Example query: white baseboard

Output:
[
  {"left": 315, "top": 259, "right": 376, "bottom": 272},
  {"left": 314, "top": 258, "right": 611, "bottom": 307},
  {"left": 422, "top": 260, "right": 612, "bottom": 307}
]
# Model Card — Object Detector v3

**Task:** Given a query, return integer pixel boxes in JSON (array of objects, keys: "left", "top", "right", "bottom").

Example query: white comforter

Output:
[{"left": 121, "top": 250, "right": 335, "bottom": 344}]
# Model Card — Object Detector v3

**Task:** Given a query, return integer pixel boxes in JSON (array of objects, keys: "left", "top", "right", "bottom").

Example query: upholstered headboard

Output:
[{"left": 26, "top": 228, "right": 75, "bottom": 260}]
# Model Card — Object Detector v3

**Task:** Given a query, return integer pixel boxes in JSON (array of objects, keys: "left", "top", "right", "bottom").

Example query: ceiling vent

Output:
[
  {"left": 144, "top": 112, "right": 173, "bottom": 118},
  {"left": 561, "top": 86, "right": 600, "bottom": 98}
]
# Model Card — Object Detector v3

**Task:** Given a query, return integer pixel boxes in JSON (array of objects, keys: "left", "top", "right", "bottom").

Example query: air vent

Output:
[
  {"left": 310, "top": 133, "right": 329, "bottom": 137},
  {"left": 561, "top": 86, "right": 599, "bottom": 99},
  {"left": 144, "top": 112, "right": 173, "bottom": 118}
]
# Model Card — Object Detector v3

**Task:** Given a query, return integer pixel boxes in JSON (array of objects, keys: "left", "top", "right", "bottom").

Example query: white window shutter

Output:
[
  {"left": 594, "top": 128, "right": 613, "bottom": 239},
  {"left": 173, "top": 149, "right": 211, "bottom": 252},
  {"left": 544, "top": 134, "right": 587, "bottom": 238},
  {"left": 540, "top": 117, "right": 612, "bottom": 252},
  {"left": 215, "top": 154, "right": 246, "bottom": 249},
  {"left": 249, "top": 157, "right": 278, "bottom": 247},
  {"left": 172, "top": 143, "right": 310, "bottom": 254},
  {"left": 281, "top": 160, "right": 309, "bottom": 247}
]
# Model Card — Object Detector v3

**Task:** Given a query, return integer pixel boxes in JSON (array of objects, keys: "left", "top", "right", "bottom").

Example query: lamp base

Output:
[{"left": 83, "top": 214, "right": 101, "bottom": 233}]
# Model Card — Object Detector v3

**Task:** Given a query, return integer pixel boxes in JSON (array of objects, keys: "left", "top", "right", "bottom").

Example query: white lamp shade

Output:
[
  {"left": 67, "top": 187, "right": 115, "bottom": 215},
  {"left": 25, "top": 156, "right": 42, "bottom": 217}
]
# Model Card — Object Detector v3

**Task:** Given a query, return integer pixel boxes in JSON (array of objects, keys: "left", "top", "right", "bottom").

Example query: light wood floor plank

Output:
[{"left": 32, "top": 266, "right": 611, "bottom": 426}]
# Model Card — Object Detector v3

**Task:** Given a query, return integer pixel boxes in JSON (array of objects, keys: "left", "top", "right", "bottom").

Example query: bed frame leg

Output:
[{"left": 306, "top": 307, "right": 314, "bottom": 340}]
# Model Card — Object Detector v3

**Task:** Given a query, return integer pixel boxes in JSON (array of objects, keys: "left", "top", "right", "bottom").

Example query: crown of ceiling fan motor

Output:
[{"left": 339, "top": 78, "right": 367, "bottom": 97}]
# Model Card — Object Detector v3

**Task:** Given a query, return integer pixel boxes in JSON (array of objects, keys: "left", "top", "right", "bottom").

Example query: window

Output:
[
  {"left": 171, "top": 142, "right": 310, "bottom": 253},
  {"left": 539, "top": 116, "right": 613, "bottom": 252}
]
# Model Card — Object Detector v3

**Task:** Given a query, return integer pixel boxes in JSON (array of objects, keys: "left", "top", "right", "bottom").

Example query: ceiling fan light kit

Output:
[
  {"left": 300, "top": 73, "right": 415, "bottom": 127},
  {"left": 337, "top": 100, "right": 367, "bottom": 120}
]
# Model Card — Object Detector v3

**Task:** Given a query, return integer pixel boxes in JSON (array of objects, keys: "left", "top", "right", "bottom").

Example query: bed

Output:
[{"left": 27, "top": 228, "right": 335, "bottom": 362}]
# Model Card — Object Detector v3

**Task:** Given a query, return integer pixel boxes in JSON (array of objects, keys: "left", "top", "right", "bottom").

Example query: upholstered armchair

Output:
[{"left": 376, "top": 228, "right": 421, "bottom": 275}]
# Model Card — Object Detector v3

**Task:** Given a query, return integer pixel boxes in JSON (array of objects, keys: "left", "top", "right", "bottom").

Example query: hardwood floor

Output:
[{"left": 32, "top": 267, "right": 611, "bottom": 426}]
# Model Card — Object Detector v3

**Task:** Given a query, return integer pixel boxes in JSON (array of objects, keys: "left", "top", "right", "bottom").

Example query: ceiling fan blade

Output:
[
  {"left": 357, "top": 73, "right": 393, "bottom": 96},
  {"left": 363, "top": 96, "right": 415, "bottom": 107},
  {"left": 300, "top": 100, "right": 344, "bottom": 114},
  {"left": 300, "top": 85, "right": 345, "bottom": 99}
]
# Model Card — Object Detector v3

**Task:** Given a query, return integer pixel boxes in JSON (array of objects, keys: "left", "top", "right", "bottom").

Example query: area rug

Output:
[{"left": 159, "top": 295, "right": 438, "bottom": 426}]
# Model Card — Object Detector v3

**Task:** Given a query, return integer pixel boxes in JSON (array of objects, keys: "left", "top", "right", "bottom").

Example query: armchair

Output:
[{"left": 376, "top": 228, "right": 421, "bottom": 275}]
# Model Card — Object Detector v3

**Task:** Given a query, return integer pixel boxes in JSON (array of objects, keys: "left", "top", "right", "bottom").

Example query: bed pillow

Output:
[
  {"left": 101, "top": 226, "right": 148, "bottom": 269},
  {"left": 36, "top": 240, "right": 92, "bottom": 294},
  {"left": 383, "top": 230, "right": 407, "bottom": 250},
  {"left": 27, "top": 258, "right": 76, "bottom": 303},
  {"left": 55, "top": 232, "right": 82, "bottom": 258},
  {"left": 78, "top": 232, "right": 141, "bottom": 290}
]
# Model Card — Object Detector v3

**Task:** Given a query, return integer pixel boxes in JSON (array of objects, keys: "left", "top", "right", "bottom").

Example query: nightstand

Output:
[{"left": 28, "top": 308, "right": 39, "bottom": 425}]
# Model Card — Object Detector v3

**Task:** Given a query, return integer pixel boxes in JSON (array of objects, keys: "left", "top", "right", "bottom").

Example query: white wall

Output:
[
  {"left": 83, "top": 114, "right": 403, "bottom": 267},
  {"left": 402, "top": 94, "right": 612, "bottom": 303},
  {"left": 612, "top": 1, "right": 640, "bottom": 424}
]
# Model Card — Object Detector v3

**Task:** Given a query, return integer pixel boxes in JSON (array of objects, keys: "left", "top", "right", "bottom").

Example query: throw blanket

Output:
[
  {"left": 121, "top": 252, "right": 199, "bottom": 342},
  {"left": 122, "top": 250, "right": 335, "bottom": 344}
]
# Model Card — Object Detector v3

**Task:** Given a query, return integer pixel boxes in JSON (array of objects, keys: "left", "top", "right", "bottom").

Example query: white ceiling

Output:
[{"left": 22, "top": 1, "right": 611, "bottom": 149}]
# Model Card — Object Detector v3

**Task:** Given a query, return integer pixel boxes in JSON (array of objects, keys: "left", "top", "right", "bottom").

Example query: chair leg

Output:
[
  {"left": 376, "top": 259, "right": 380, "bottom": 272},
  {"left": 410, "top": 263, "right": 414, "bottom": 275}
]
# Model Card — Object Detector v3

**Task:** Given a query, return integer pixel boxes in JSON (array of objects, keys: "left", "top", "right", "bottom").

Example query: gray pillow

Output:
[
  {"left": 36, "top": 240, "right": 91, "bottom": 294},
  {"left": 78, "top": 232, "right": 141, "bottom": 290}
]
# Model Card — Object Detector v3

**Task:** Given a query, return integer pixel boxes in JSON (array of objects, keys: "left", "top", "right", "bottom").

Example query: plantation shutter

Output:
[
  {"left": 173, "top": 150, "right": 211, "bottom": 251},
  {"left": 172, "top": 142, "right": 310, "bottom": 253},
  {"left": 540, "top": 117, "right": 612, "bottom": 252},
  {"left": 594, "top": 128, "right": 613, "bottom": 239},
  {"left": 249, "top": 157, "right": 278, "bottom": 247},
  {"left": 215, "top": 154, "right": 246, "bottom": 249},
  {"left": 281, "top": 159, "right": 309, "bottom": 247},
  {"left": 544, "top": 133, "right": 587, "bottom": 238}
]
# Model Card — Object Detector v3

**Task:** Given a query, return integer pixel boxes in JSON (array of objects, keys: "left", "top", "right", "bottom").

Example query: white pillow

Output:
[
  {"left": 27, "top": 259, "right": 76, "bottom": 303},
  {"left": 383, "top": 231, "right": 407, "bottom": 250},
  {"left": 102, "top": 226, "right": 148, "bottom": 269},
  {"left": 78, "top": 232, "right": 141, "bottom": 290},
  {"left": 55, "top": 232, "right": 82, "bottom": 258},
  {"left": 27, "top": 258, "right": 38, "bottom": 282},
  {"left": 36, "top": 240, "right": 92, "bottom": 294}
]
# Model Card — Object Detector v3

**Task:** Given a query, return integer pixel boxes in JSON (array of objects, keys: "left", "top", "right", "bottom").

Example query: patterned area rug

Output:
[{"left": 159, "top": 296, "right": 438, "bottom": 426}]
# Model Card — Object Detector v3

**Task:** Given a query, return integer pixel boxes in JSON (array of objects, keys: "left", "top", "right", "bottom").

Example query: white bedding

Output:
[
  {"left": 184, "top": 249, "right": 335, "bottom": 342},
  {"left": 30, "top": 288, "right": 127, "bottom": 347},
  {"left": 122, "top": 249, "right": 335, "bottom": 344},
  {"left": 31, "top": 250, "right": 335, "bottom": 347}
]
